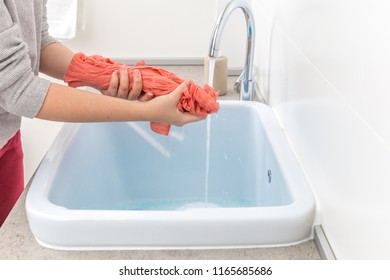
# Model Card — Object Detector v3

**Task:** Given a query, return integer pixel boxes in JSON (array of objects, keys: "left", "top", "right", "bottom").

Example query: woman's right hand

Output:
[{"left": 144, "top": 80, "right": 206, "bottom": 127}]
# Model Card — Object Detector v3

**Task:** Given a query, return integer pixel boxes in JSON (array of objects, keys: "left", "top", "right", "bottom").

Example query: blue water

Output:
[
  {"left": 113, "top": 198, "right": 255, "bottom": 211},
  {"left": 47, "top": 106, "right": 294, "bottom": 211}
]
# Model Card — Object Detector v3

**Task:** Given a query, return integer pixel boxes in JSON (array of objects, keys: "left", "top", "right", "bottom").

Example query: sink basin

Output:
[{"left": 26, "top": 100, "right": 315, "bottom": 249}]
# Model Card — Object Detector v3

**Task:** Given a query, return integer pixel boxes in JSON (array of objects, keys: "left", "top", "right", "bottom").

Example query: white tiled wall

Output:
[{"left": 253, "top": 0, "right": 390, "bottom": 259}]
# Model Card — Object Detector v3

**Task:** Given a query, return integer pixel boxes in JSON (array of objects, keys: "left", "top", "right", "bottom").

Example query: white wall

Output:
[
  {"left": 253, "top": 0, "right": 390, "bottom": 259},
  {"left": 65, "top": 0, "right": 246, "bottom": 67},
  {"left": 65, "top": 0, "right": 216, "bottom": 59}
]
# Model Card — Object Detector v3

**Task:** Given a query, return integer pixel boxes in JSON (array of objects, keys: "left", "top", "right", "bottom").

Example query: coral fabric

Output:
[
  {"left": 64, "top": 53, "right": 220, "bottom": 135},
  {"left": 0, "top": 130, "right": 24, "bottom": 227}
]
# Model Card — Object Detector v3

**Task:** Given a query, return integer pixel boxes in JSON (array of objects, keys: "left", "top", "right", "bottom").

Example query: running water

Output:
[
  {"left": 208, "top": 57, "right": 216, "bottom": 87},
  {"left": 205, "top": 57, "right": 215, "bottom": 207},
  {"left": 204, "top": 116, "right": 211, "bottom": 206}
]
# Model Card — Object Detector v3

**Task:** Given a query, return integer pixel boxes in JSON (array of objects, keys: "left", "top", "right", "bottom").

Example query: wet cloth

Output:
[
  {"left": 0, "top": 130, "right": 24, "bottom": 227},
  {"left": 64, "top": 52, "right": 220, "bottom": 135}
]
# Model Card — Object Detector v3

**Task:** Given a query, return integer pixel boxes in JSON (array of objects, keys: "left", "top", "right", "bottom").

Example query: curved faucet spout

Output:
[{"left": 208, "top": 0, "right": 255, "bottom": 101}]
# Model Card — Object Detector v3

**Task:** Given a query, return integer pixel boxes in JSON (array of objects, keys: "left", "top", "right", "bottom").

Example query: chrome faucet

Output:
[{"left": 208, "top": 0, "right": 255, "bottom": 101}]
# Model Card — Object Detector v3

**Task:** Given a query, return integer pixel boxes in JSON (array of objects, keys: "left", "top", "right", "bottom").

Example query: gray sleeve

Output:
[
  {"left": 41, "top": 0, "right": 57, "bottom": 49},
  {"left": 0, "top": 2, "right": 50, "bottom": 119}
]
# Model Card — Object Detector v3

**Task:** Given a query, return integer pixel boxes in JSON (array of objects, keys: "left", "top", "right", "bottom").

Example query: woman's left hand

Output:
[{"left": 101, "top": 62, "right": 154, "bottom": 102}]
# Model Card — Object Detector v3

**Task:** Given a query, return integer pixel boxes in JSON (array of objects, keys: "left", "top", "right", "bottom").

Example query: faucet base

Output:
[{"left": 240, "top": 80, "right": 254, "bottom": 101}]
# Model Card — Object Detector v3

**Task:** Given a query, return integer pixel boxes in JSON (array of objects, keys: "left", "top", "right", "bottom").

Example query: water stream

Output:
[
  {"left": 204, "top": 115, "right": 211, "bottom": 206},
  {"left": 204, "top": 57, "right": 217, "bottom": 207}
]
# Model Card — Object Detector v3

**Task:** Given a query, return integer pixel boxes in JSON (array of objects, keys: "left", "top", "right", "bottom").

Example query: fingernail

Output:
[
  {"left": 134, "top": 69, "right": 141, "bottom": 77},
  {"left": 113, "top": 70, "right": 119, "bottom": 77},
  {"left": 185, "top": 79, "right": 193, "bottom": 86},
  {"left": 120, "top": 65, "right": 128, "bottom": 74}
]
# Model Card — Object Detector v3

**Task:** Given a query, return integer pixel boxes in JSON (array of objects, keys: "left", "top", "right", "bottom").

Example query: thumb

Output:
[{"left": 171, "top": 79, "right": 193, "bottom": 102}]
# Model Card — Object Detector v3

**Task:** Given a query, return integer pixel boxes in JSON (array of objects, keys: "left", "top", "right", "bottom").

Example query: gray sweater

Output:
[{"left": 0, "top": 0, "right": 56, "bottom": 148}]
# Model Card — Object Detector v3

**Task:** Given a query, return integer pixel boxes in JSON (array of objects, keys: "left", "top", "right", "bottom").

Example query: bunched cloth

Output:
[{"left": 64, "top": 52, "right": 220, "bottom": 135}]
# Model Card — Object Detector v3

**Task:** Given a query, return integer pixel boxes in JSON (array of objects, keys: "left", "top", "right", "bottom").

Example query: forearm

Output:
[
  {"left": 39, "top": 42, "right": 74, "bottom": 80},
  {"left": 36, "top": 81, "right": 204, "bottom": 128},
  {"left": 36, "top": 83, "right": 147, "bottom": 122}
]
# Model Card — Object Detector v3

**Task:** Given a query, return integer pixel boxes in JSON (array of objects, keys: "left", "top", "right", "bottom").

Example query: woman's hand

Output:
[
  {"left": 145, "top": 80, "right": 206, "bottom": 127},
  {"left": 101, "top": 64, "right": 153, "bottom": 102}
]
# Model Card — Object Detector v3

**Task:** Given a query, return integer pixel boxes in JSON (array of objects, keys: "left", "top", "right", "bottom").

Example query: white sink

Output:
[{"left": 26, "top": 100, "right": 315, "bottom": 249}]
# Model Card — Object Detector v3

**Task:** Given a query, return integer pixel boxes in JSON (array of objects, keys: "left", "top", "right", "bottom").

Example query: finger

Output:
[
  {"left": 128, "top": 69, "right": 143, "bottom": 100},
  {"left": 134, "top": 60, "right": 145, "bottom": 67},
  {"left": 104, "top": 70, "right": 119, "bottom": 96},
  {"left": 117, "top": 65, "right": 129, "bottom": 99},
  {"left": 138, "top": 92, "right": 154, "bottom": 102},
  {"left": 170, "top": 79, "right": 193, "bottom": 103}
]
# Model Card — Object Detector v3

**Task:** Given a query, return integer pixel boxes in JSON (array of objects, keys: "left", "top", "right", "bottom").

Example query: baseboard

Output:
[{"left": 313, "top": 225, "right": 336, "bottom": 260}]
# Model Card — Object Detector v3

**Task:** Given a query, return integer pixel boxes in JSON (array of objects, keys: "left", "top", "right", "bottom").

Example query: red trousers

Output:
[{"left": 0, "top": 130, "right": 24, "bottom": 227}]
